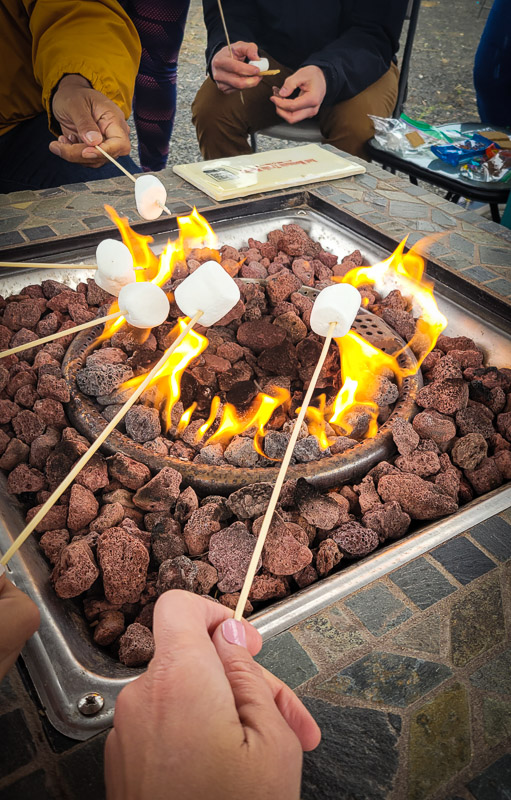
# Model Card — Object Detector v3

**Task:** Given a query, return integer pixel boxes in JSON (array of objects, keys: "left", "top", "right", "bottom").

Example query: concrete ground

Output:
[{"left": 129, "top": 0, "right": 489, "bottom": 167}]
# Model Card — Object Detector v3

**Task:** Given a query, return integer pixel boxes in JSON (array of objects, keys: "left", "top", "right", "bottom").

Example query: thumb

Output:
[
  {"left": 70, "top": 100, "right": 103, "bottom": 145},
  {"left": 280, "top": 73, "right": 300, "bottom": 97}
]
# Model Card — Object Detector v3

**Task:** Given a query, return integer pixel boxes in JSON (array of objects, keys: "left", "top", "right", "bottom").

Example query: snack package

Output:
[{"left": 460, "top": 149, "right": 511, "bottom": 183}]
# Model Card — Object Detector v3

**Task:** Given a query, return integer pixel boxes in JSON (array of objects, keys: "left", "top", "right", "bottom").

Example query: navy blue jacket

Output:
[{"left": 203, "top": 0, "right": 409, "bottom": 106}]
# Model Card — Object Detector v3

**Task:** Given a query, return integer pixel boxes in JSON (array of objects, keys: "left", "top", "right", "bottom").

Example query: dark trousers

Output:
[
  {"left": 474, "top": 0, "right": 511, "bottom": 127},
  {"left": 0, "top": 114, "right": 139, "bottom": 194}
]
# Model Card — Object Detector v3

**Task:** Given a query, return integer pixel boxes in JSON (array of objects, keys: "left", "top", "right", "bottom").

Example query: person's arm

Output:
[
  {"left": 106, "top": 590, "right": 320, "bottom": 800},
  {"left": 301, "top": 0, "right": 408, "bottom": 106},
  {"left": 202, "top": 0, "right": 262, "bottom": 72},
  {"left": 0, "top": 565, "right": 40, "bottom": 681}
]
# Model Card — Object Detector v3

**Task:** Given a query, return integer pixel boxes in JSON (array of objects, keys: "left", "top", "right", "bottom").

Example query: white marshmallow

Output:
[
  {"left": 95, "top": 239, "right": 136, "bottom": 296},
  {"left": 135, "top": 174, "right": 167, "bottom": 220},
  {"left": 249, "top": 58, "right": 269, "bottom": 72},
  {"left": 310, "top": 283, "right": 362, "bottom": 338},
  {"left": 174, "top": 260, "right": 240, "bottom": 327},
  {"left": 118, "top": 281, "right": 170, "bottom": 328}
]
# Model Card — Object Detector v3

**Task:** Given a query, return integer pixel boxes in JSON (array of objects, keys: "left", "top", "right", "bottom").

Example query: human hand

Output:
[
  {"left": 0, "top": 564, "right": 40, "bottom": 681},
  {"left": 49, "top": 74, "right": 131, "bottom": 167},
  {"left": 270, "top": 66, "right": 327, "bottom": 123},
  {"left": 211, "top": 42, "right": 263, "bottom": 93},
  {"left": 105, "top": 590, "right": 320, "bottom": 800}
]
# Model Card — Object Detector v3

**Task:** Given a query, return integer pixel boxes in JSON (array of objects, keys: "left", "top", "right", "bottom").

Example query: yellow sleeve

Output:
[{"left": 25, "top": 0, "right": 141, "bottom": 130}]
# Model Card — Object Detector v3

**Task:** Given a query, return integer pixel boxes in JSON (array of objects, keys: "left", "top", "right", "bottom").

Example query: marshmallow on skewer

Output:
[
  {"left": 174, "top": 260, "right": 240, "bottom": 326},
  {"left": 310, "top": 283, "right": 362, "bottom": 339},
  {"left": 135, "top": 174, "right": 167, "bottom": 220},
  {"left": 95, "top": 239, "right": 136, "bottom": 295},
  {"left": 249, "top": 57, "right": 269, "bottom": 72},
  {"left": 118, "top": 281, "right": 170, "bottom": 328}
]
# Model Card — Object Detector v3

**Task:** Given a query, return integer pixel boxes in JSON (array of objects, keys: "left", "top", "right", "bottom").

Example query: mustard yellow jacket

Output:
[{"left": 0, "top": 0, "right": 141, "bottom": 136}]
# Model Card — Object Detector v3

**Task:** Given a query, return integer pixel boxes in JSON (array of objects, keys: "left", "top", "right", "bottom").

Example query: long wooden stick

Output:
[
  {"left": 0, "top": 261, "right": 97, "bottom": 270},
  {"left": 234, "top": 321, "right": 337, "bottom": 620},
  {"left": 0, "top": 312, "right": 122, "bottom": 360},
  {"left": 0, "top": 310, "right": 203, "bottom": 566},
  {"left": 216, "top": 0, "right": 245, "bottom": 106},
  {"left": 94, "top": 145, "right": 172, "bottom": 217}
]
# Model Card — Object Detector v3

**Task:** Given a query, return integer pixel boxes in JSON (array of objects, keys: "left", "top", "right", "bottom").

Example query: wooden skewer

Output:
[
  {"left": 0, "top": 261, "right": 98, "bottom": 270},
  {"left": 94, "top": 145, "right": 172, "bottom": 217},
  {"left": 0, "top": 310, "right": 203, "bottom": 566},
  {"left": 216, "top": 0, "right": 245, "bottom": 106},
  {"left": 234, "top": 320, "right": 337, "bottom": 621},
  {"left": 258, "top": 69, "right": 280, "bottom": 76},
  {"left": 0, "top": 312, "right": 122, "bottom": 360}
]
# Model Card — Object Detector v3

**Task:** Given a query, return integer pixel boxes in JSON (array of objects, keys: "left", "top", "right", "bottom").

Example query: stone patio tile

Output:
[
  {"left": 0, "top": 215, "right": 27, "bottom": 232},
  {"left": 319, "top": 652, "right": 452, "bottom": 707},
  {"left": 485, "top": 277, "right": 511, "bottom": 297},
  {"left": 470, "top": 649, "right": 511, "bottom": 695},
  {"left": 0, "top": 770, "right": 53, "bottom": 800},
  {"left": 60, "top": 182, "right": 90, "bottom": 193},
  {"left": 375, "top": 189, "right": 422, "bottom": 202},
  {"left": 450, "top": 574, "right": 505, "bottom": 667},
  {"left": 427, "top": 240, "right": 451, "bottom": 258},
  {"left": 431, "top": 536, "right": 496, "bottom": 585},
  {"left": 0, "top": 709, "right": 37, "bottom": 775},
  {"left": 0, "top": 230, "right": 25, "bottom": 247},
  {"left": 301, "top": 699, "right": 400, "bottom": 800},
  {"left": 361, "top": 190, "right": 388, "bottom": 207},
  {"left": 469, "top": 517, "right": 511, "bottom": 562},
  {"left": 432, "top": 208, "right": 458, "bottom": 227},
  {"left": 293, "top": 611, "right": 366, "bottom": 663},
  {"left": 0, "top": 190, "right": 37, "bottom": 206},
  {"left": 166, "top": 201, "right": 194, "bottom": 214},
  {"left": 57, "top": 733, "right": 107, "bottom": 800},
  {"left": 448, "top": 232, "right": 475, "bottom": 258},
  {"left": 359, "top": 212, "right": 389, "bottom": 226},
  {"left": 322, "top": 187, "right": 361, "bottom": 204},
  {"left": 482, "top": 697, "right": 511, "bottom": 747},
  {"left": 479, "top": 245, "right": 511, "bottom": 267},
  {"left": 439, "top": 254, "right": 469, "bottom": 271},
  {"left": 22, "top": 224, "right": 57, "bottom": 241},
  {"left": 344, "top": 583, "right": 412, "bottom": 636},
  {"left": 255, "top": 631, "right": 318, "bottom": 689},
  {"left": 462, "top": 265, "right": 500, "bottom": 283},
  {"left": 82, "top": 215, "right": 112, "bottom": 230},
  {"left": 388, "top": 613, "right": 443, "bottom": 656},
  {"left": 408, "top": 683, "right": 470, "bottom": 800},
  {"left": 50, "top": 219, "right": 88, "bottom": 236},
  {"left": 343, "top": 201, "right": 375, "bottom": 215},
  {"left": 390, "top": 557, "right": 456, "bottom": 610},
  {"left": 356, "top": 173, "right": 378, "bottom": 189},
  {"left": 0, "top": 674, "right": 18, "bottom": 709},
  {"left": 389, "top": 201, "right": 428, "bottom": 219},
  {"left": 467, "top": 754, "right": 511, "bottom": 800},
  {"left": 402, "top": 184, "right": 430, "bottom": 197}
]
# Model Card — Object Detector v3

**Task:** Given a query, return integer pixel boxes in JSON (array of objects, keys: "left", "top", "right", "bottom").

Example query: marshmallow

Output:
[
  {"left": 174, "top": 260, "right": 240, "bottom": 327},
  {"left": 118, "top": 281, "right": 170, "bottom": 328},
  {"left": 135, "top": 174, "right": 167, "bottom": 220},
  {"left": 95, "top": 239, "right": 136, "bottom": 296},
  {"left": 310, "top": 284, "right": 362, "bottom": 338},
  {"left": 249, "top": 58, "right": 269, "bottom": 72}
]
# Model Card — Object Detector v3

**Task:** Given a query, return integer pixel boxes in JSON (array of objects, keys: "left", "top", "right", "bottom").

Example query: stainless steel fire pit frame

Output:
[{"left": 0, "top": 192, "right": 510, "bottom": 740}]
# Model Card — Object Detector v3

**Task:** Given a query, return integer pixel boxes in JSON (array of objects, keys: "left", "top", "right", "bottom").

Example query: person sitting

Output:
[
  {"left": 0, "top": 0, "right": 141, "bottom": 193},
  {"left": 192, "top": 0, "right": 409, "bottom": 161}
]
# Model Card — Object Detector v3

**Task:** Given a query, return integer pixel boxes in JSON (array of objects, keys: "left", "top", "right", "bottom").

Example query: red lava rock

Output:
[
  {"left": 0, "top": 399, "right": 20, "bottom": 424},
  {"left": 224, "top": 437, "right": 261, "bottom": 468},
  {"left": 67, "top": 484, "right": 99, "bottom": 531},
  {"left": 456, "top": 407, "right": 495, "bottom": 439},
  {"left": 437, "top": 335, "right": 476, "bottom": 353},
  {"left": 395, "top": 450, "right": 441, "bottom": 477},
  {"left": 93, "top": 610, "right": 125, "bottom": 646},
  {"left": 12, "top": 409, "right": 46, "bottom": 444},
  {"left": 381, "top": 308, "right": 415, "bottom": 341},
  {"left": 26, "top": 503, "right": 68, "bottom": 533},
  {"left": 391, "top": 417, "right": 419, "bottom": 455},
  {"left": 266, "top": 269, "right": 302, "bottom": 305},
  {"left": 125, "top": 406, "right": 161, "bottom": 443},
  {"left": 0, "top": 438, "right": 29, "bottom": 470},
  {"left": 412, "top": 410, "right": 456, "bottom": 446},
  {"left": 52, "top": 540, "right": 99, "bottom": 599},
  {"left": 331, "top": 521, "right": 379, "bottom": 558},
  {"left": 378, "top": 473, "right": 458, "bottom": 520},
  {"left": 216, "top": 341, "right": 244, "bottom": 362},
  {"left": 74, "top": 454, "right": 109, "bottom": 493},
  {"left": 434, "top": 468, "right": 460, "bottom": 500},
  {"left": 296, "top": 479, "right": 342, "bottom": 529},
  {"left": 0, "top": 430, "right": 10, "bottom": 456},
  {"left": 416, "top": 379, "right": 469, "bottom": 415},
  {"left": 6, "top": 369, "right": 36, "bottom": 398},
  {"left": 253, "top": 512, "right": 312, "bottom": 576},
  {"left": 183, "top": 507, "right": 221, "bottom": 556},
  {"left": 354, "top": 475, "right": 382, "bottom": 514},
  {"left": 449, "top": 349, "right": 484, "bottom": 369},
  {"left": 497, "top": 411, "right": 511, "bottom": 442},
  {"left": 215, "top": 298, "right": 245, "bottom": 326},
  {"left": 118, "top": 623, "right": 155, "bottom": 666},
  {"left": 218, "top": 593, "right": 253, "bottom": 616},
  {"left": 0, "top": 327, "right": 12, "bottom": 351},
  {"left": 495, "top": 450, "right": 511, "bottom": 479},
  {"left": 226, "top": 482, "right": 273, "bottom": 519},
  {"left": 464, "top": 457, "right": 503, "bottom": 496},
  {"left": 14, "top": 385, "right": 39, "bottom": 408},
  {"left": 156, "top": 555, "right": 198, "bottom": 593},
  {"left": 452, "top": 433, "right": 488, "bottom": 470},
  {"left": 362, "top": 501, "right": 411, "bottom": 543},
  {"left": 174, "top": 486, "right": 199, "bottom": 524},
  {"left": 39, "top": 529, "right": 70, "bottom": 564},
  {"left": 133, "top": 467, "right": 182, "bottom": 511},
  {"left": 292, "top": 258, "right": 314, "bottom": 286},
  {"left": 7, "top": 463, "right": 46, "bottom": 494},
  {"left": 427, "top": 355, "right": 463, "bottom": 382},
  {"left": 107, "top": 453, "right": 151, "bottom": 491},
  {"left": 3, "top": 300, "right": 44, "bottom": 331},
  {"left": 273, "top": 312, "right": 308, "bottom": 344},
  {"left": 315, "top": 539, "right": 342, "bottom": 577},
  {"left": 76, "top": 363, "right": 133, "bottom": 396},
  {"left": 236, "top": 319, "right": 286, "bottom": 353},
  {"left": 208, "top": 521, "right": 259, "bottom": 592},
  {"left": 151, "top": 524, "right": 186, "bottom": 565},
  {"left": 249, "top": 573, "right": 289, "bottom": 602},
  {"left": 36, "top": 373, "right": 70, "bottom": 403},
  {"left": 90, "top": 502, "right": 125, "bottom": 533},
  {"left": 97, "top": 528, "right": 149, "bottom": 604},
  {"left": 217, "top": 361, "right": 253, "bottom": 392},
  {"left": 195, "top": 561, "right": 218, "bottom": 594}
]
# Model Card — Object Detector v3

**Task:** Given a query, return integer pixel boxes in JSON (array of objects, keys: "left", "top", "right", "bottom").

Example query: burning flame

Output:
[
  {"left": 105, "top": 205, "right": 159, "bottom": 281},
  {"left": 120, "top": 318, "right": 208, "bottom": 429}
]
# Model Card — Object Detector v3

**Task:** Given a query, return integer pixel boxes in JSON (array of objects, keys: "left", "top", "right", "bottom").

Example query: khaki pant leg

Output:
[
  {"left": 192, "top": 57, "right": 293, "bottom": 160},
  {"left": 318, "top": 62, "right": 400, "bottom": 160}
]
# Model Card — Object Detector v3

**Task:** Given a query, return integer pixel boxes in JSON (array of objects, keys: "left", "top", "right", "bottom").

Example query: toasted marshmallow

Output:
[
  {"left": 135, "top": 174, "right": 167, "bottom": 220},
  {"left": 95, "top": 239, "right": 136, "bottom": 296},
  {"left": 118, "top": 281, "right": 170, "bottom": 328},
  {"left": 174, "top": 260, "right": 240, "bottom": 327},
  {"left": 310, "top": 283, "right": 362, "bottom": 338}
]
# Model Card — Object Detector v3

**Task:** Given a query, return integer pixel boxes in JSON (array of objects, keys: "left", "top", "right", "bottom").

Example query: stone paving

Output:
[{"left": 0, "top": 155, "right": 510, "bottom": 799}]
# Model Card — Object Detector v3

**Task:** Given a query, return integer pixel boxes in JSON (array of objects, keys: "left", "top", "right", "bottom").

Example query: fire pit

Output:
[{"left": 0, "top": 193, "right": 510, "bottom": 740}]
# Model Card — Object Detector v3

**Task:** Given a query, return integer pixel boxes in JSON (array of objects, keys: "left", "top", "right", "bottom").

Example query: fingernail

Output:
[
  {"left": 222, "top": 618, "right": 247, "bottom": 648},
  {"left": 49, "top": 143, "right": 61, "bottom": 156},
  {"left": 85, "top": 131, "right": 100, "bottom": 144}
]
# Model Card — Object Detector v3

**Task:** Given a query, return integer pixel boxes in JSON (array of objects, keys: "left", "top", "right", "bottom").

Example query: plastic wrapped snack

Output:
[{"left": 460, "top": 149, "right": 511, "bottom": 183}]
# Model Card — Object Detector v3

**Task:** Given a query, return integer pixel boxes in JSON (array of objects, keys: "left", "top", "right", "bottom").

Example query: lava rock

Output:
[
  {"left": 76, "top": 364, "right": 133, "bottom": 397},
  {"left": 97, "top": 527, "right": 149, "bottom": 604},
  {"left": 248, "top": 574, "right": 289, "bottom": 602},
  {"left": 416, "top": 379, "right": 469, "bottom": 415},
  {"left": 296, "top": 479, "right": 342, "bottom": 530},
  {"left": 89, "top": 502, "right": 125, "bottom": 533},
  {"left": 174, "top": 486, "right": 199, "bottom": 524},
  {"left": 67, "top": 484, "right": 99, "bottom": 531},
  {"left": 378, "top": 473, "right": 458, "bottom": 520},
  {"left": 452, "top": 433, "right": 488, "bottom": 470},
  {"left": 354, "top": 475, "right": 382, "bottom": 514},
  {"left": 39, "top": 529, "right": 70, "bottom": 564},
  {"left": 226, "top": 482, "right": 273, "bottom": 519},
  {"left": 12, "top": 410, "right": 45, "bottom": 444},
  {"left": 236, "top": 319, "right": 286, "bottom": 353},
  {"left": 464, "top": 457, "right": 503, "bottom": 495},
  {"left": 209, "top": 522, "right": 259, "bottom": 593},
  {"left": 7, "top": 463, "right": 45, "bottom": 494},
  {"left": 253, "top": 512, "right": 312, "bottom": 576},
  {"left": 395, "top": 450, "right": 441, "bottom": 477},
  {"left": 157, "top": 555, "right": 198, "bottom": 593},
  {"left": 133, "top": 467, "right": 182, "bottom": 511},
  {"left": 0, "top": 438, "right": 30, "bottom": 471},
  {"left": 315, "top": 539, "right": 342, "bottom": 577},
  {"left": 118, "top": 623, "right": 154, "bottom": 666},
  {"left": 362, "top": 501, "right": 411, "bottom": 542},
  {"left": 331, "top": 521, "right": 379, "bottom": 558},
  {"left": 52, "top": 540, "right": 99, "bottom": 599},
  {"left": 412, "top": 410, "right": 456, "bottom": 446},
  {"left": 108, "top": 453, "right": 152, "bottom": 490},
  {"left": 224, "top": 437, "right": 261, "bottom": 468},
  {"left": 125, "top": 406, "right": 161, "bottom": 443},
  {"left": 183, "top": 507, "right": 221, "bottom": 556},
  {"left": 93, "top": 611, "right": 125, "bottom": 646},
  {"left": 456, "top": 407, "right": 495, "bottom": 439}
]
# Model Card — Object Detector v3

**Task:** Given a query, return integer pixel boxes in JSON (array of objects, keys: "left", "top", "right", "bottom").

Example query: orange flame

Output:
[
  {"left": 205, "top": 386, "right": 290, "bottom": 456},
  {"left": 104, "top": 205, "right": 159, "bottom": 280},
  {"left": 120, "top": 318, "right": 208, "bottom": 430},
  {"left": 300, "top": 394, "right": 332, "bottom": 450}
]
